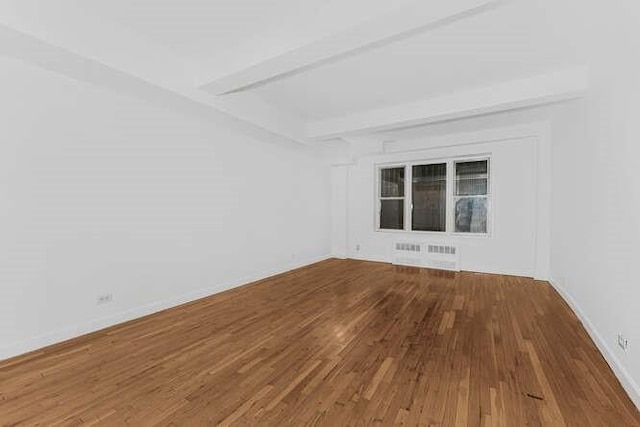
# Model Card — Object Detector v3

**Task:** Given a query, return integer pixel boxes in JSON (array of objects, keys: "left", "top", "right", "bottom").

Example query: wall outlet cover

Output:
[
  {"left": 97, "top": 294, "right": 113, "bottom": 305},
  {"left": 617, "top": 333, "right": 629, "bottom": 351}
]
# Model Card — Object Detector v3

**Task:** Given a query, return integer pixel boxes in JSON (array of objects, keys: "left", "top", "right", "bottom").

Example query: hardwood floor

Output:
[{"left": 1, "top": 259, "right": 638, "bottom": 426}]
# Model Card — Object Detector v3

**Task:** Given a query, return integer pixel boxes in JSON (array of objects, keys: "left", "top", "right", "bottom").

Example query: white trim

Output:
[
  {"left": 549, "top": 278, "right": 640, "bottom": 409},
  {"left": 0, "top": 254, "right": 332, "bottom": 362}
]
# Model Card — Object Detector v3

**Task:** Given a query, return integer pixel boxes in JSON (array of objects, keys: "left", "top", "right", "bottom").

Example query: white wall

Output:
[
  {"left": 335, "top": 131, "right": 545, "bottom": 278},
  {"left": 330, "top": 166, "right": 349, "bottom": 258},
  {"left": 0, "top": 56, "right": 331, "bottom": 360},
  {"left": 548, "top": 0, "right": 640, "bottom": 407}
]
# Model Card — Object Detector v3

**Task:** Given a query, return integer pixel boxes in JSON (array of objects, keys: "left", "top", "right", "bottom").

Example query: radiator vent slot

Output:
[
  {"left": 427, "top": 245, "right": 457, "bottom": 255},
  {"left": 396, "top": 243, "right": 421, "bottom": 253},
  {"left": 392, "top": 242, "right": 424, "bottom": 267},
  {"left": 425, "top": 244, "right": 460, "bottom": 272}
]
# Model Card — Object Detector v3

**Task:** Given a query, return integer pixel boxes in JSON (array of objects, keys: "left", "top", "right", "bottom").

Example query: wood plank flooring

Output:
[{"left": 1, "top": 259, "right": 638, "bottom": 426}]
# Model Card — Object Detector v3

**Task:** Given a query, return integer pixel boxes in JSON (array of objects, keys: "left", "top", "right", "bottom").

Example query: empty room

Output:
[{"left": 1, "top": 0, "right": 639, "bottom": 425}]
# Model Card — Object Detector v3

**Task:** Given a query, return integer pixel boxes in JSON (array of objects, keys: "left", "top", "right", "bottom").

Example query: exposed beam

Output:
[
  {"left": 200, "top": 0, "right": 501, "bottom": 95},
  {"left": 306, "top": 67, "right": 590, "bottom": 141},
  {"left": 0, "top": 6, "right": 307, "bottom": 146},
  {"left": 0, "top": 23, "right": 306, "bottom": 149}
]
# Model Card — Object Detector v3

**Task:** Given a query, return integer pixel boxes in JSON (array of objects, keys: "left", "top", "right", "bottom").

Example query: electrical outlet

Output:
[
  {"left": 617, "top": 333, "right": 629, "bottom": 351},
  {"left": 97, "top": 294, "right": 113, "bottom": 305},
  {"left": 355, "top": 244, "right": 361, "bottom": 251}
]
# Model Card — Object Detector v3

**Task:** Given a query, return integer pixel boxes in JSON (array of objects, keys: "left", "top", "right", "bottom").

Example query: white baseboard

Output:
[
  {"left": 0, "top": 254, "right": 332, "bottom": 362},
  {"left": 349, "top": 254, "right": 388, "bottom": 264},
  {"left": 330, "top": 252, "right": 348, "bottom": 259},
  {"left": 549, "top": 278, "right": 640, "bottom": 409}
]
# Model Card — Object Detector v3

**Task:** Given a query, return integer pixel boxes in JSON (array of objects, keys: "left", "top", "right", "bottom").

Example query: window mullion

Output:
[
  {"left": 447, "top": 159, "right": 454, "bottom": 233},
  {"left": 406, "top": 164, "right": 412, "bottom": 231}
]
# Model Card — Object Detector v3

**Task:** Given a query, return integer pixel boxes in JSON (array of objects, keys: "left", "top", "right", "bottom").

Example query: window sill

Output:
[{"left": 375, "top": 229, "right": 491, "bottom": 239}]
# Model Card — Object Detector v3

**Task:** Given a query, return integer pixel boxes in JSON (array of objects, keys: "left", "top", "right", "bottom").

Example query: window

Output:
[
  {"left": 412, "top": 163, "right": 446, "bottom": 232},
  {"left": 454, "top": 160, "right": 489, "bottom": 233},
  {"left": 377, "top": 157, "right": 490, "bottom": 235},
  {"left": 379, "top": 167, "right": 405, "bottom": 230}
]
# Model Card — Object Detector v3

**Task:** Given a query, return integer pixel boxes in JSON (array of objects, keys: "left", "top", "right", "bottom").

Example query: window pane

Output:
[
  {"left": 456, "top": 160, "right": 488, "bottom": 196},
  {"left": 380, "top": 200, "right": 404, "bottom": 230},
  {"left": 380, "top": 167, "right": 405, "bottom": 197},
  {"left": 412, "top": 163, "right": 446, "bottom": 232},
  {"left": 455, "top": 197, "right": 488, "bottom": 233}
]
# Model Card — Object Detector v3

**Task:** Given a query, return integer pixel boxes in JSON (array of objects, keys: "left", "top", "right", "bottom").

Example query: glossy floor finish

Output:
[{"left": 1, "top": 259, "right": 638, "bottom": 426}]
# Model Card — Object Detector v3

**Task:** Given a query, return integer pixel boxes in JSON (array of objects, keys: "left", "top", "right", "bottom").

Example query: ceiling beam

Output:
[
  {"left": 305, "top": 67, "right": 590, "bottom": 141},
  {"left": 0, "top": 5, "right": 308, "bottom": 146},
  {"left": 200, "top": 0, "right": 502, "bottom": 95},
  {"left": 0, "top": 23, "right": 307, "bottom": 148}
]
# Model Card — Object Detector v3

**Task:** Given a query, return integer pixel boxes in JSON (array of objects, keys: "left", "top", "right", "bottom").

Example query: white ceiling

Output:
[
  {"left": 0, "top": 0, "right": 589, "bottom": 144},
  {"left": 68, "top": 0, "right": 414, "bottom": 78},
  {"left": 250, "top": 0, "right": 586, "bottom": 120}
]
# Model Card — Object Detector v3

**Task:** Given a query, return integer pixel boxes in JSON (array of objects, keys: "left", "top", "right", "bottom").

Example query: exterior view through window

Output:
[
  {"left": 454, "top": 160, "right": 489, "bottom": 233},
  {"left": 412, "top": 163, "right": 446, "bottom": 232}
]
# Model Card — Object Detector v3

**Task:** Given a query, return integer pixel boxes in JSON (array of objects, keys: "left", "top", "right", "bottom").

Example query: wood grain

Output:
[{"left": 0, "top": 259, "right": 638, "bottom": 426}]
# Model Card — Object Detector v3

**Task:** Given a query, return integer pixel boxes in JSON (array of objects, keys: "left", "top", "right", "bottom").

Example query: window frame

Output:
[
  {"left": 410, "top": 162, "right": 448, "bottom": 233},
  {"left": 375, "top": 155, "right": 492, "bottom": 237},
  {"left": 377, "top": 165, "right": 407, "bottom": 231},
  {"left": 453, "top": 158, "right": 491, "bottom": 235}
]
